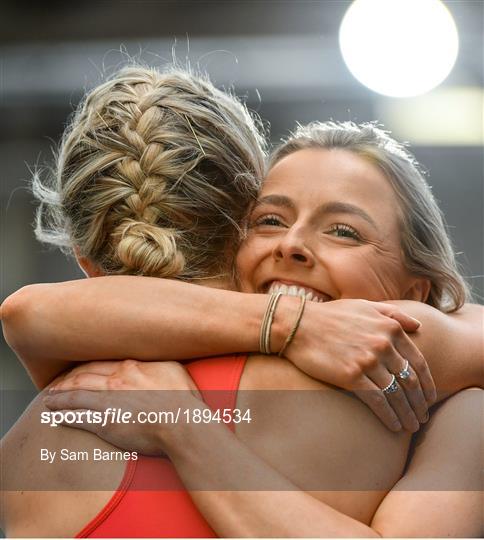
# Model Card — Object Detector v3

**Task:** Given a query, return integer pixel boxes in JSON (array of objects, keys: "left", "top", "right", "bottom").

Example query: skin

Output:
[
  {"left": 236, "top": 147, "right": 434, "bottom": 424},
  {"left": 2, "top": 147, "right": 481, "bottom": 537},
  {"left": 237, "top": 147, "right": 430, "bottom": 302}
]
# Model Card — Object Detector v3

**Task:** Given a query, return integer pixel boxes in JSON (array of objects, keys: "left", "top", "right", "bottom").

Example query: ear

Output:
[
  {"left": 403, "top": 277, "right": 431, "bottom": 303},
  {"left": 73, "top": 247, "right": 104, "bottom": 278}
]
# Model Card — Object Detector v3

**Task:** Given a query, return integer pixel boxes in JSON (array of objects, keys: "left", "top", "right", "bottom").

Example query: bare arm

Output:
[
  {"left": 163, "top": 410, "right": 380, "bottom": 538},
  {"left": 0, "top": 277, "right": 422, "bottom": 394},
  {"left": 0, "top": 278, "right": 277, "bottom": 388},
  {"left": 4, "top": 280, "right": 480, "bottom": 394},
  {"left": 2, "top": 277, "right": 482, "bottom": 427},
  {"left": 384, "top": 301, "right": 483, "bottom": 398},
  {"left": 371, "top": 387, "right": 483, "bottom": 537},
  {"left": 170, "top": 391, "right": 483, "bottom": 538},
  {"left": 42, "top": 360, "right": 380, "bottom": 538},
  {"left": 44, "top": 361, "right": 483, "bottom": 538}
]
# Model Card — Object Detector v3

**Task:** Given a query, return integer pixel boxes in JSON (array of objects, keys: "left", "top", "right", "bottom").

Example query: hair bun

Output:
[{"left": 115, "top": 220, "right": 185, "bottom": 278}]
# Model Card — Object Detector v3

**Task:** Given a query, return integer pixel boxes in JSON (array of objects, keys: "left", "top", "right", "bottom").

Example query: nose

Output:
[{"left": 272, "top": 227, "right": 314, "bottom": 267}]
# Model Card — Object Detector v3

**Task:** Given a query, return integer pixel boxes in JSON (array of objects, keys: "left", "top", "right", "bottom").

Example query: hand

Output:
[
  {"left": 43, "top": 359, "right": 202, "bottom": 455},
  {"left": 282, "top": 299, "right": 437, "bottom": 432}
]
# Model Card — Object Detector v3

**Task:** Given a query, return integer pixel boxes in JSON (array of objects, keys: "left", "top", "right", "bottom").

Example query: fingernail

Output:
[
  {"left": 392, "top": 421, "right": 402, "bottom": 432},
  {"left": 412, "top": 318, "right": 421, "bottom": 328},
  {"left": 48, "top": 386, "right": 56, "bottom": 393},
  {"left": 422, "top": 412, "right": 429, "bottom": 423}
]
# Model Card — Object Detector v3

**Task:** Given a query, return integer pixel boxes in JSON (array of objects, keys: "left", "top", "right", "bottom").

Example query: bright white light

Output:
[{"left": 339, "top": 0, "right": 459, "bottom": 97}]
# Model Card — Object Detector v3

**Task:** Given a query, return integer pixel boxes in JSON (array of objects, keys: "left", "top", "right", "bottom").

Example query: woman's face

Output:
[{"left": 236, "top": 147, "right": 428, "bottom": 302}]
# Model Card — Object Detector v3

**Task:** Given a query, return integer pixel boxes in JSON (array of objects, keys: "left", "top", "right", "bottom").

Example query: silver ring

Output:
[
  {"left": 398, "top": 360, "right": 411, "bottom": 381},
  {"left": 381, "top": 374, "right": 400, "bottom": 394}
]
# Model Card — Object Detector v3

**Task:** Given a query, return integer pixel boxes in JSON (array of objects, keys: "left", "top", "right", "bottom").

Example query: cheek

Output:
[
  {"left": 332, "top": 249, "right": 409, "bottom": 300},
  {"left": 236, "top": 233, "right": 280, "bottom": 293}
]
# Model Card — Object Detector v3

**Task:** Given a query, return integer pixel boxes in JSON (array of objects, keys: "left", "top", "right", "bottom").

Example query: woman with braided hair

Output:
[
  {"left": 43, "top": 66, "right": 265, "bottom": 282},
  {"left": 1, "top": 65, "right": 482, "bottom": 537}
]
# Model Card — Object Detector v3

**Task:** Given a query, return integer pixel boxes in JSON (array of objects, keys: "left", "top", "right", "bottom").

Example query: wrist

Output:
[
  {"left": 269, "top": 295, "right": 301, "bottom": 354},
  {"left": 208, "top": 291, "right": 270, "bottom": 354}
]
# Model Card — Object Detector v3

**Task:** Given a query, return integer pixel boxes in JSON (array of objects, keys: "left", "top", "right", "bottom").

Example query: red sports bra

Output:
[{"left": 76, "top": 354, "right": 247, "bottom": 538}]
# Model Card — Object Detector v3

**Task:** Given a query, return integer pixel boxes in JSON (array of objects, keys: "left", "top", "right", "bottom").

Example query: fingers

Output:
[
  {"left": 378, "top": 307, "right": 437, "bottom": 405},
  {"left": 43, "top": 389, "right": 104, "bottom": 412},
  {"left": 51, "top": 373, "right": 110, "bottom": 392},
  {"left": 373, "top": 308, "right": 436, "bottom": 419},
  {"left": 353, "top": 381, "right": 402, "bottom": 432},
  {"left": 384, "top": 341, "right": 431, "bottom": 424},
  {"left": 375, "top": 303, "right": 421, "bottom": 332},
  {"left": 365, "top": 366, "right": 421, "bottom": 432},
  {"left": 397, "top": 369, "right": 429, "bottom": 425},
  {"left": 395, "top": 335, "right": 437, "bottom": 405},
  {"left": 382, "top": 378, "right": 421, "bottom": 433},
  {"left": 67, "top": 361, "right": 122, "bottom": 377},
  {"left": 57, "top": 409, "right": 101, "bottom": 435},
  {"left": 40, "top": 405, "right": 103, "bottom": 437}
]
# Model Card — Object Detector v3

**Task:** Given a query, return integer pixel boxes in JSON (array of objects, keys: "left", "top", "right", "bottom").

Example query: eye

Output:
[
  {"left": 326, "top": 223, "right": 361, "bottom": 241},
  {"left": 253, "top": 214, "right": 286, "bottom": 228}
]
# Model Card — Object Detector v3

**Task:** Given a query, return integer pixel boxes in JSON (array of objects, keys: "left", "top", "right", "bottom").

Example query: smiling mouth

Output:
[{"left": 264, "top": 281, "right": 332, "bottom": 303}]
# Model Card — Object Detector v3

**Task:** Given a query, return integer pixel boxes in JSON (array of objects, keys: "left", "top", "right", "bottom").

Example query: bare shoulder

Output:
[
  {"left": 387, "top": 301, "right": 483, "bottom": 397},
  {"left": 438, "top": 385, "right": 483, "bottom": 407},
  {"left": 376, "top": 388, "right": 483, "bottom": 503},
  {"left": 421, "top": 387, "right": 482, "bottom": 447},
  {"left": 450, "top": 302, "right": 484, "bottom": 322},
  {"left": 1, "top": 390, "right": 124, "bottom": 536},
  {"left": 385, "top": 300, "right": 483, "bottom": 326}
]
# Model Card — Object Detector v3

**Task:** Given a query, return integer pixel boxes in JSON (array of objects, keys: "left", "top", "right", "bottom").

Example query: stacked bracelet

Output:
[
  {"left": 278, "top": 295, "right": 306, "bottom": 357},
  {"left": 259, "top": 292, "right": 283, "bottom": 354},
  {"left": 259, "top": 292, "right": 307, "bottom": 357}
]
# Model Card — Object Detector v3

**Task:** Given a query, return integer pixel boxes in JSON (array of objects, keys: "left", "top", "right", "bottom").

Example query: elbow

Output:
[
  {"left": 2, "top": 284, "right": 57, "bottom": 390},
  {"left": 1, "top": 287, "right": 28, "bottom": 346},
  {"left": 1, "top": 288, "right": 23, "bottom": 322},
  {"left": 1, "top": 284, "right": 43, "bottom": 350}
]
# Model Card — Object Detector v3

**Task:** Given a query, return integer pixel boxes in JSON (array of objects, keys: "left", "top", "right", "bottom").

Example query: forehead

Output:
[{"left": 264, "top": 148, "right": 401, "bottom": 223}]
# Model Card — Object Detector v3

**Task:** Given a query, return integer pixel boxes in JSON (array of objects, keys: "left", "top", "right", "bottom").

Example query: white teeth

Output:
[
  {"left": 269, "top": 283, "right": 288, "bottom": 295},
  {"left": 288, "top": 285, "right": 298, "bottom": 296},
  {"left": 266, "top": 282, "right": 327, "bottom": 303}
]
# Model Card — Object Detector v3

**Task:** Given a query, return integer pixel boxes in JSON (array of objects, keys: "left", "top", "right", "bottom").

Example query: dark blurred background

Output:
[{"left": 1, "top": 1, "right": 482, "bottom": 400}]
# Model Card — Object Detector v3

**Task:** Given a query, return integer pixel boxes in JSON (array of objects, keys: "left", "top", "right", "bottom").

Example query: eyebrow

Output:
[
  {"left": 317, "top": 201, "right": 378, "bottom": 230},
  {"left": 255, "top": 195, "right": 378, "bottom": 230},
  {"left": 255, "top": 194, "right": 296, "bottom": 210}
]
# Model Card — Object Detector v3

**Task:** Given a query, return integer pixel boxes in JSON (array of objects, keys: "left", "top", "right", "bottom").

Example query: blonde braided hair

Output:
[{"left": 33, "top": 66, "right": 266, "bottom": 280}]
